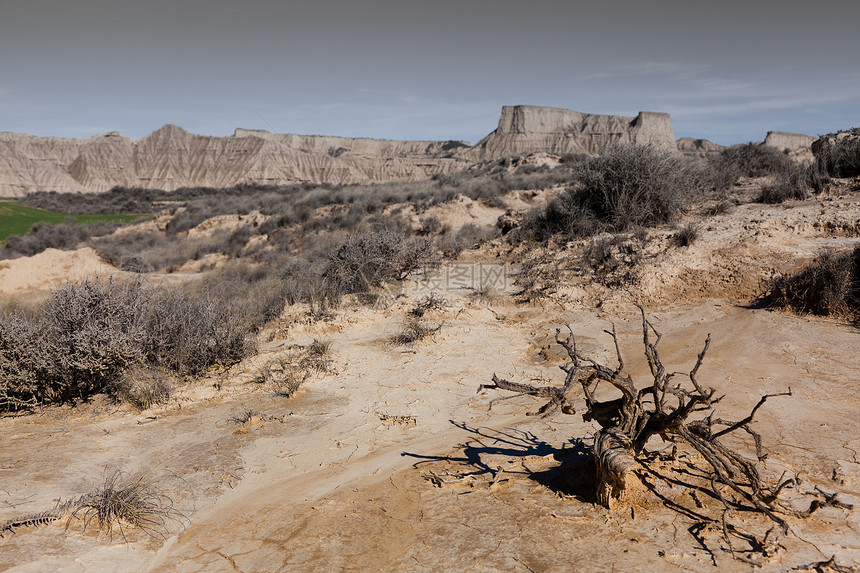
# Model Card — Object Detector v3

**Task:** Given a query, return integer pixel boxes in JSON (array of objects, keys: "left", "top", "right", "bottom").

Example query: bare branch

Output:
[{"left": 711, "top": 389, "right": 792, "bottom": 440}]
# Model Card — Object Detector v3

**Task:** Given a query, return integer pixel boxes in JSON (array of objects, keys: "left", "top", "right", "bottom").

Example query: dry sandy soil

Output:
[{"left": 1, "top": 185, "right": 859, "bottom": 572}]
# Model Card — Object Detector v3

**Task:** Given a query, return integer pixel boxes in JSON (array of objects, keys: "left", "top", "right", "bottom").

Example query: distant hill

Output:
[{"left": 1, "top": 106, "right": 677, "bottom": 196}]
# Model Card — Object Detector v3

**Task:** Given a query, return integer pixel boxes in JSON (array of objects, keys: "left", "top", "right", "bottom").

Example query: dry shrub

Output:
[
  {"left": 711, "top": 142, "right": 795, "bottom": 185},
  {"left": 391, "top": 318, "right": 442, "bottom": 345},
  {"left": 409, "top": 293, "right": 449, "bottom": 317},
  {"left": 303, "top": 338, "right": 334, "bottom": 373},
  {"left": 584, "top": 236, "right": 617, "bottom": 273},
  {"left": 704, "top": 201, "right": 733, "bottom": 216},
  {"left": 572, "top": 144, "right": 707, "bottom": 230},
  {"left": 517, "top": 144, "right": 707, "bottom": 242},
  {"left": 37, "top": 277, "right": 147, "bottom": 403},
  {"left": 21, "top": 187, "right": 160, "bottom": 215},
  {"left": 813, "top": 129, "right": 860, "bottom": 178},
  {"left": 763, "top": 246, "right": 860, "bottom": 320},
  {"left": 324, "top": 229, "right": 431, "bottom": 298},
  {"left": 512, "top": 253, "right": 561, "bottom": 303},
  {"left": 110, "top": 366, "right": 173, "bottom": 410},
  {"left": 0, "top": 273, "right": 272, "bottom": 412},
  {"left": 581, "top": 233, "right": 645, "bottom": 287},
  {"left": 437, "top": 223, "right": 497, "bottom": 258},
  {"left": 257, "top": 340, "right": 334, "bottom": 398},
  {"left": 756, "top": 163, "right": 810, "bottom": 204},
  {"left": 229, "top": 408, "right": 263, "bottom": 424},
  {"left": 417, "top": 215, "right": 443, "bottom": 236},
  {"left": 2, "top": 220, "right": 121, "bottom": 259},
  {"left": 468, "top": 283, "right": 498, "bottom": 305},
  {"left": 142, "top": 286, "right": 255, "bottom": 375},
  {"left": 0, "top": 311, "right": 55, "bottom": 411},
  {"left": 256, "top": 355, "right": 309, "bottom": 398}
]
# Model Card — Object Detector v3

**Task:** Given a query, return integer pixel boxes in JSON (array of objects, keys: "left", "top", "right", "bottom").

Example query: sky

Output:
[{"left": 0, "top": 0, "right": 857, "bottom": 146}]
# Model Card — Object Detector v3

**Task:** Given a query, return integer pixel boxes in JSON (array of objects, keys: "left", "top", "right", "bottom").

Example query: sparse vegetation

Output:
[
  {"left": 409, "top": 292, "right": 449, "bottom": 317},
  {"left": 324, "top": 229, "right": 431, "bottom": 299},
  {"left": 229, "top": 408, "right": 263, "bottom": 425},
  {"left": 255, "top": 340, "right": 335, "bottom": 398},
  {"left": 704, "top": 200, "right": 733, "bottom": 216},
  {"left": 512, "top": 252, "right": 561, "bottom": 303},
  {"left": 579, "top": 232, "right": 645, "bottom": 287},
  {"left": 391, "top": 318, "right": 442, "bottom": 345},
  {"left": 304, "top": 338, "right": 334, "bottom": 373},
  {"left": 518, "top": 144, "right": 708, "bottom": 242},
  {"left": 762, "top": 246, "right": 860, "bottom": 321},
  {"left": 468, "top": 282, "right": 497, "bottom": 305},
  {"left": 69, "top": 470, "right": 183, "bottom": 540},
  {"left": 812, "top": 128, "right": 860, "bottom": 179},
  {"left": 0, "top": 272, "right": 282, "bottom": 411},
  {"left": 671, "top": 222, "right": 699, "bottom": 247}
]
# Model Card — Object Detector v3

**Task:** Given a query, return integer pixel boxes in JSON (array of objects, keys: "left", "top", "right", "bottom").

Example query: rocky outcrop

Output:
[
  {"left": 763, "top": 131, "right": 816, "bottom": 152},
  {"left": 0, "top": 105, "right": 679, "bottom": 197},
  {"left": 467, "top": 106, "right": 675, "bottom": 160},
  {"left": 676, "top": 137, "right": 724, "bottom": 158}
]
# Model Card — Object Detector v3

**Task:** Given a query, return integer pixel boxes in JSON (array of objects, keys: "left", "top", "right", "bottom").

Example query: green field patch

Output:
[{"left": 0, "top": 201, "right": 146, "bottom": 244}]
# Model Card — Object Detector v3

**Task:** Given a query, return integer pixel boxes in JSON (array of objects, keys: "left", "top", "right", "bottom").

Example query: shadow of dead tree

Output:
[{"left": 402, "top": 421, "right": 598, "bottom": 503}]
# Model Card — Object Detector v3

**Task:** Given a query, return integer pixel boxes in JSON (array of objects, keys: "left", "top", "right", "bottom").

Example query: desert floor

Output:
[{"left": 1, "top": 186, "right": 859, "bottom": 572}]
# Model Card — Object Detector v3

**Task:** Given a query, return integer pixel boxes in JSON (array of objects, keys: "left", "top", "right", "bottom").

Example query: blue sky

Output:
[{"left": 1, "top": 0, "right": 857, "bottom": 146}]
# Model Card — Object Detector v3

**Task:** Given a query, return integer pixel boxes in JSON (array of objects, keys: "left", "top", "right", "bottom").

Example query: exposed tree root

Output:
[{"left": 479, "top": 306, "right": 852, "bottom": 564}]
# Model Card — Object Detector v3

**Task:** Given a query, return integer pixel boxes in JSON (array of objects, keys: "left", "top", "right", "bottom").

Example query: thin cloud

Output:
[
  {"left": 584, "top": 61, "right": 709, "bottom": 81},
  {"left": 668, "top": 91, "right": 860, "bottom": 119}
]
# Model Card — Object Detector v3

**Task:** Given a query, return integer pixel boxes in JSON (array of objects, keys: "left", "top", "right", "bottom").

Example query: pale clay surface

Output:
[{"left": 1, "top": 182, "right": 859, "bottom": 572}]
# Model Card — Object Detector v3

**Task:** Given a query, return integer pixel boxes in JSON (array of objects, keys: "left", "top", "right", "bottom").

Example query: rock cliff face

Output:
[
  {"left": 763, "top": 131, "right": 816, "bottom": 152},
  {"left": 467, "top": 106, "right": 675, "bottom": 160},
  {"left": 0, "top": 125, "right": 472, "bottom": 197},
  {"left": 0, "top": 105, "right": 678, "bottom": 197}
]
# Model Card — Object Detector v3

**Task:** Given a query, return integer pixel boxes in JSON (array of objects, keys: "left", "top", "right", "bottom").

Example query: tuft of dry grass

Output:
[
  {"left": 468, "top": 283, "right": 498, "bottom": 305},
  {"left": 69, "top": 470, "right": 183, "bottom": 540},
  {"left": 671, "top": 223, "right": 699, "bottom": 247}
]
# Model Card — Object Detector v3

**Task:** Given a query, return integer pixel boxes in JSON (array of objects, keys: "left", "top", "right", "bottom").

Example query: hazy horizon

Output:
[{"left": 2, "top": 0, "right": 857, "bottom": 147}]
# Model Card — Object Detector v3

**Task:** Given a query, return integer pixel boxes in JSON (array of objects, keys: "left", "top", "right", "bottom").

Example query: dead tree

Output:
[{"left": 480, "top": 305, "right": 849, "bottom": 561}]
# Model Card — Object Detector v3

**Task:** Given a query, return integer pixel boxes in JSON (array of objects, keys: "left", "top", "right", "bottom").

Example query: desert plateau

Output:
[{"left": 1, "top": 105, "right": 859, "bottom": 573}]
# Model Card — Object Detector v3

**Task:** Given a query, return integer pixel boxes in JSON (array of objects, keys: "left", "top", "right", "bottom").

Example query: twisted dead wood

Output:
[
  {"left": 479, "top": 306, "right": 851, "bottom": 562},
  {"left": 0, "top": 498, "right": 79, "bottom": 537}
]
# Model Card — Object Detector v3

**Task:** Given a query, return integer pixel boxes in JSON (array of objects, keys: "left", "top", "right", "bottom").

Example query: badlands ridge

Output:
[{"left": 0, "top": 105, "right": 813, "bottom": 197}]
